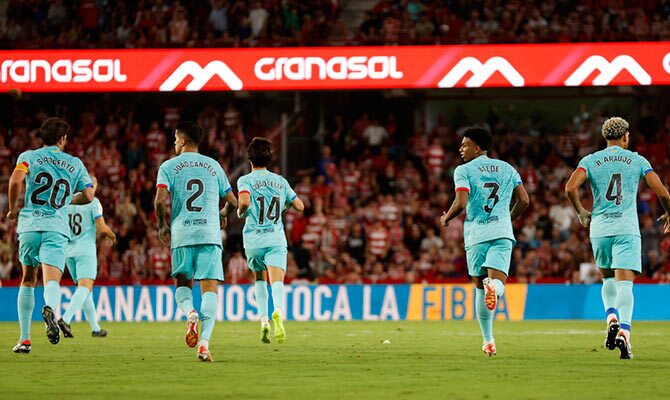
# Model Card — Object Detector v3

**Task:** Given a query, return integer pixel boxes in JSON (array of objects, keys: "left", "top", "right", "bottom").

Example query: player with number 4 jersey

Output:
[
  {"left": 155, "top": 122, "right": 237, "bottom": 362},
  {"left": 566, "top": 117, "right": 670, "bottom": 360},
  {"left": 440, "top": 128, "right": 529, "bottom": 357},
  {"left": 237, "top": 138, "right": 304, "bottom": 345},
  {"left": 8, "top": 118, "right": 95, "bottom": 353}
]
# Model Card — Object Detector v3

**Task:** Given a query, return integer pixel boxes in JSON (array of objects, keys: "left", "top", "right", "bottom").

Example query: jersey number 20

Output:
[{"left": 31, "top": 172, "right": 71, "bottom": 209}]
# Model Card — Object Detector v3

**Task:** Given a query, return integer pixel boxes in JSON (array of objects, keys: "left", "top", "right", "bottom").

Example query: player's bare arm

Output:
[
  {"left": 70, "top": 187, "right": 95, "bottom": 205},
  {"left": 154, "top": 186, "right": 171, "bottom": 247},
  {"left": 95, "top": 216, "right": 117, "bottom": 247},
  {"left": 565, "top": 167, "right": 591, "bottom": 227},
  {"left": 510, "top": 183, "right": 530, "bottom": 221},
  {"left": 440, "top": 190, "right": 468, "bottom": 227},
  {"left": 6, "top": 168, "right": 26, "bottom": 220},
  {"left": 644, "top": 170, "right": 670, "bottom": 234},
  {"left": 237, "top": 191, "right": 251, "bottom": 218},
  {"left": 219, "top": 191, "right": 238, "bottom": 229}
]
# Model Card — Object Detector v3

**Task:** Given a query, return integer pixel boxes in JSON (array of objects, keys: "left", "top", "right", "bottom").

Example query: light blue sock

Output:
[
  {"left": 476, "top": 288, "right": 494, "bottom": 342},
  {"left": 271, "top": 281, "right": 285, "bottom": 314},
  {"left": 254, "top": 281, "right": 269, "bottom": 319},
  {"left": 175, "top": 286, "right": 194, "bottom": 315},
  {"left": 43, "top": 280, "right": 61, "bottom": 312},
  {"left": 200, "top": 292, "right": 218, "bottom": 341},
  {"left": 83, "top": 292, "right": 101, "bottom": 332},
  {"left": 62, "top": 286, "right": 90, "bottom": 324},
  {"left": 601, "top": 278, "right": 618, "bottom": 319},
  {"left": 616, "top": 280, "right": 634, "bottom": 332},
  {"left": 492, "top": 279, "right": 505, "bottom": 298},
  {"left": 17, "top": 287, "right": 35, "bottom": 341}
]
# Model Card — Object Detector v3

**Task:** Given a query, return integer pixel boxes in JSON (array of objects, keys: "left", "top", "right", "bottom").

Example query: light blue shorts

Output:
[
  {"left": 245, "top": 246, "right": 288, "bottom": 272},
  {"left": 65, "top": 255, "right": 98, "bottom": 283},
  {"left": 591, "top": 235, "right": 642, "bottom": 273},
  {"left": 171, "top": 244, "right": 224, "bottom": 281},
  {"left": 465, "top": 238, "right": 514, "bottom": 277},
  {"left": 18, "top": 231, "right": 69, "bottom": 270}
]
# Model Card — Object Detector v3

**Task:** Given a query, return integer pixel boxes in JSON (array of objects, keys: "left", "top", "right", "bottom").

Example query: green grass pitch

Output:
[{"left": 1, "top": 321, "right": 668, "bottom": 399}]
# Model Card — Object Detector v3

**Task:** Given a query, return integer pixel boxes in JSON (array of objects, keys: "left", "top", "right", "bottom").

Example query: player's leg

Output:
[
  {"left": 467, "top": 243, "right": 495, "bottom": 355},
  {"left": 194, "top": 245, "right": 224, "bottom": 362},
  {"left": 14, "top": 232, "right": 41, "bottom": 353},
  {"left": 59, "top": 278, "right": 94, "bottom": 338},
  {"left": 40, "top": 232, "right": 68, "bottom": 345},
  {"left": 592, "top": 237, "right": 619, "bottom": 349},
  {"left": 14, "top": 265, "right": 38, "bottom": 353},
  {"left": 171, "top": 246, "right": 198, "bottom": 348},
  {"left": 246, "top": 248, "right": 271, "bottom": 343},
  {"left": 612, "top": 235, "right": 641, "bottom": 359},
  {"left": 266, "top": 247, "right": 288, "bottom": 343},
  {"left": 482, "top": 239, "right": 513, "bottom": 312}
]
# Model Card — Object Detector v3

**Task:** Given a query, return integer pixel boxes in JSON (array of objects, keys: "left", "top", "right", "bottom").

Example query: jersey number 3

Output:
[{"left": 483, "top": 182, "right": 500, "bottom": 213}]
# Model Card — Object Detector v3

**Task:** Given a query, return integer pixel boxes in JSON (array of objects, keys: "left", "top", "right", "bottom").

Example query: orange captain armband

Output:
[{"left": 15, "top": 162, "right": 29, "bottom": 174}]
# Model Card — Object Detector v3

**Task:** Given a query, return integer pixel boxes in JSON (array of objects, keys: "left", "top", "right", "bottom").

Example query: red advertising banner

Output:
[{"left": 1, "top": 43, "right": 669, "bottom": 92}]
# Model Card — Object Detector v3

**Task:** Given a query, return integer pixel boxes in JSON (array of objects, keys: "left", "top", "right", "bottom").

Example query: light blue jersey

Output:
[
  {"left": 156, "top": 152, "right": 231, "bottom": 249},
  {"left": 453, "top": 155, "right": 522, "bottom": 248},
  {"left": 577, "top": 146, "right": 652, "bottom": 238},
  {"left": 16, "top": 146, "right": 92, "bottom": 238},
  {"left": 66, "top": 198, "right": 103, "bottom": 258},
  {"left": 237, "top": 169, "right": 297, "bottom": 250}
]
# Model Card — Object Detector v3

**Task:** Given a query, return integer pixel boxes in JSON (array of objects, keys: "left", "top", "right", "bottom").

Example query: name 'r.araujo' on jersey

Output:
[
  {"left": 577, "top": 146, "right": 652, "bottom": 238},
  {"left": 16, "top": 146, "right": 92, "bottom": 238},
  {"left": 237, "top": 169, "right": 297, "bottom": 249},
  {"left": 156, "top": 152, "right": 232, "bottom": 249},
  {"left": 453, "top": 155, "right": 522, "bottom": 248}
]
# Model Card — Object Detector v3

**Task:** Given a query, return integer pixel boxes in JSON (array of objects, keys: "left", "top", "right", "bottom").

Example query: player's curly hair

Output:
[
  {"left": 247, "top": 137, "right": 273, "bottom": 167},
  {"left": 601, "top": 117, "right": 629, "bottom": 140},
  {"left": 463, "top": 127, "right": 493, "bottom": 151},
  {"left": 40, "top": 117, "right": 70, "bottom": 146}
]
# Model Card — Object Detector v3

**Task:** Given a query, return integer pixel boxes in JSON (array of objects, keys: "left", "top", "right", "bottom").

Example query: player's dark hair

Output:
[
  {"left": 40, "top": 117, "right": 70, "bottom": 146},
  {"left": 463, "top": 127, "right": 493, "bottom": 151},
  {"left": 247, "top": 137, "right": 273, "bottom": 167},
  {"left": 175, "top": 122, "right": 203, "bottom": 146}
]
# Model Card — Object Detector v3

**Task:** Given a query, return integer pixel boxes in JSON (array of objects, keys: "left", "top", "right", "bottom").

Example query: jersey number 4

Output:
[
  {"left": 483, "top": 182, "right": 500, "bottom": 213},
  {"left": 605, "top": 173, "right": 623, "bottom": 205}
]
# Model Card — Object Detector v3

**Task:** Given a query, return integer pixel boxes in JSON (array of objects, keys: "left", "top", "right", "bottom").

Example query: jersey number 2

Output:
[
  {"left": 605, "top": 173, "right": 623, "bottom": 205},
  {"left": 483, "top": 182, "right": 500, "bottom": 213},
  {"left": 186, "top": 179, "right": 204, "bottom": 212}
]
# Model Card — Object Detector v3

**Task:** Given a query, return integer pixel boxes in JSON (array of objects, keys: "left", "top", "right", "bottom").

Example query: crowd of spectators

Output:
[
  {"left": 358, "top": 0, "right": 670, "bottom": 45},
  {"left": 3, "top": 1, "right": 670, "bottom": 49},
  {"left": 0, "top": 0, "right": 346, "bottom": 49},
  {"left": 2, "top": 93, "right": 670, "bottom": 286}
]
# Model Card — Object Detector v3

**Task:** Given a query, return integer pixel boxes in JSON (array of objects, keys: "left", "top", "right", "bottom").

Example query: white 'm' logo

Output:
[
  {"left": 159, "top": 61, "right": 243, "bottom": 91},
  {"left": 437, "top": 56, "right": 524, "bottom": 88},
  {"left": 564, "top": 55, "right": 651, "bottom": 86}
]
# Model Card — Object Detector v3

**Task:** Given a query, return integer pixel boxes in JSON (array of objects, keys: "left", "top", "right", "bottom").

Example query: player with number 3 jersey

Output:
[
  {"left": 566, "top": 117, "right": 670, "bottom": 359},
  {"left": 440, "top": 128, "right": 529, "bottom": 357},
  {"left": 8, "top": 118, "right": 95, "bottom": 353},
  {"left": 237, "top": 138, "right": 304, "bottom": 345}
]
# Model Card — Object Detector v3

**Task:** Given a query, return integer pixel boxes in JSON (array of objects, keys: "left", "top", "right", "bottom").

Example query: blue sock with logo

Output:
[
  {"left": 175, "top": 286, "right": 194, "bottom": 315},
  {"left": 200, "top": 292, "right": 218, "bottom": 341},
  {"left": 254, "top": 281, "right": 269, "bottom": 319},
  {"left": 271, "top": 281, "right": 285, "bottom": 316},
  {"left": 601, "top": 278, "right": 618, "bottom": 321},
  {"left": 62, "top": 286, "right": 90, "bottom": 324},
  {"left": 83, "top": 292, "right": 101, "bottom": 332},
  {"left": 616, "top": 281, "right": 634, "bottom": 334},
  {"left": 476, "top": 288, "right": 494, "bottom": 342},
  {"left": 43, "top": 280, "right": 61, "bottom": 312},
  {"left": 18, "top": 286, "right": 35, "bottom": 341}
]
